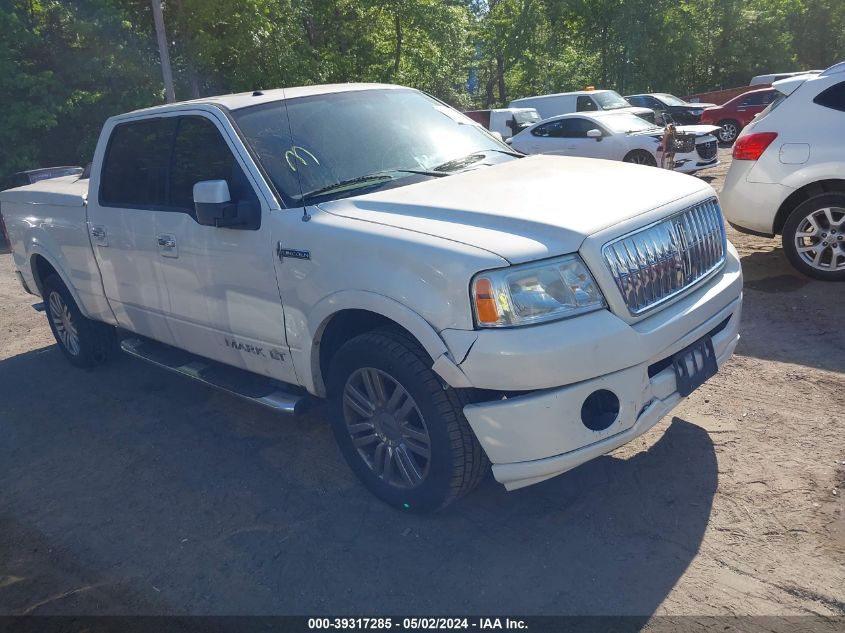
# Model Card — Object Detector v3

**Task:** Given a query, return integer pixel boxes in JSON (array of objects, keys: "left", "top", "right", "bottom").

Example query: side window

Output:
[
  {"left": 741, "top": 92, "right": 773, "bottom": 107},
  {"left": 100, "top": 118, "right": 175, "bottom": 207},
  {"left": 532, "top": 121, "right": 557, "bottom": 137},
  {"left": 813, "top": 81, "right": 845, "bottom": 112},
  {"left": 627, "top": 96, "right": 644, "bottom": 107},
  {"left": 563, "top": 118, "right": 600, "bottom": 137},
  {"left": 170, "top": 117, "right": 256, "bottom": 213},
  {"left": 576, "top": 96, "right": 598, "bottom": 112}
]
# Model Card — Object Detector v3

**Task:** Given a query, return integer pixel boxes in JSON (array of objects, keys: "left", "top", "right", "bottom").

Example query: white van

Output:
[
  {"left": 749, "top": 70, "right": 821, "bottom": 86},
  {"left": 509, "top": 90, "right": 655, "bottom": 123}
]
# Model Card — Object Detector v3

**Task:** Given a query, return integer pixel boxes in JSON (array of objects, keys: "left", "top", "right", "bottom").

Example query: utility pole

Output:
[{"left": 151, "top": 0, "right": 176, "bottom": 103}]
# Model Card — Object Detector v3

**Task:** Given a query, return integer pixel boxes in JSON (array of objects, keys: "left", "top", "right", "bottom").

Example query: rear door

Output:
[{"left": 87, "top": 117, "right": 177, "bottom": 343}]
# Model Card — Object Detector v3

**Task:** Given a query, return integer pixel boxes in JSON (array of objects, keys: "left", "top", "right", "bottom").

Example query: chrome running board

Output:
[{"left": 120, "top": 337, "right": 309, "bottom": 415}]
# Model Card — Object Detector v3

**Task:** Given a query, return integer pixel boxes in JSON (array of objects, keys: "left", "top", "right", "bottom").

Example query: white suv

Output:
[{"left": 721, "top": 62, "right": 845, "bottom": 280}]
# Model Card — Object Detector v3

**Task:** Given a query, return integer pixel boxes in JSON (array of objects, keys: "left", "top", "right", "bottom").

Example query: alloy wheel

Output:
[
  {"left": 342, "top": 367, "right": 432, "bottom": 489},
  {"left": 49, "top": 290, "right": 81, "bottom": 356},
  {"left": 719, "top": 122, "right": 738, "bottom": 143},
  {"left": 793, "top": 206, "right": 845, "bottom": 272}
]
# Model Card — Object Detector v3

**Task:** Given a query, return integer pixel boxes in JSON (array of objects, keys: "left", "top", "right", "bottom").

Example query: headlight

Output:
[{"left": 471, "top": 255, "right": 605, "bottom": 328}]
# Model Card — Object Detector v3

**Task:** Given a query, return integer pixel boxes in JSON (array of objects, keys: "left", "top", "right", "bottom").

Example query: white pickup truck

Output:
[{"left": 0, "top": 84, "right": 743, "bottom": 511}]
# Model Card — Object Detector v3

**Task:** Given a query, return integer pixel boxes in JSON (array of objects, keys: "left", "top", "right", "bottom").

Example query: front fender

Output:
[{"left": 300, "top": 290, "right": 472, "bottom": 397}]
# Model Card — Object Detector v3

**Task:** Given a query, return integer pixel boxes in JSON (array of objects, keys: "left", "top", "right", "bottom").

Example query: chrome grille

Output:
[{"left": 602, "top": 198, "right": 726, "bottom": 315}]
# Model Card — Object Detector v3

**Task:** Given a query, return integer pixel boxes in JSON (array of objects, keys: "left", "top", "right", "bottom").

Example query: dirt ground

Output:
[{"left": 0, "top": 148, "right": 843, "bottom": 617}]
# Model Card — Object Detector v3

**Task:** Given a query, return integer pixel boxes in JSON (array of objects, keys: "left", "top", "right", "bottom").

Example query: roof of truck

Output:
[
  {"left": 123, "top": 83, "right": 404, "bottom": 116},
  {"left": 511, "top": 90, "right": 615, "bottom": 102}
]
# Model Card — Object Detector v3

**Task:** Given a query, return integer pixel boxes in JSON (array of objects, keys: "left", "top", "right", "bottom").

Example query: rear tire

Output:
[
  {"left": 327, "top": 329, "right": 489, "bottom": 512},
  {"left": 717, "top": 119, "right": 740, "bottom": 144},
  {"left": 43, "top": 274, "right": 117, "bottom": 368},
  {"left": 623, "top": 150, "right": 657, "bottom": 167},
  {"left": 782, "top": 193, "right": 845, "bottom": 281}
]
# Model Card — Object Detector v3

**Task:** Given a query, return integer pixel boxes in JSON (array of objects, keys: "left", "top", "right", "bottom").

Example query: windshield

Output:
[
  {"left": 600, "top": 113, "right": 662, "bottom": 133},
  {"left": 593, "top": 91, "right": 630, "bottom": 110},
  {"left": 232, "top": 88, "right": 514, "bottom": 205},
  {"left": 656, "top": 93, "right": 687, "bottom": 106},
  {"left": 513, "top": 110, "right": 540, "bottom": 125}
]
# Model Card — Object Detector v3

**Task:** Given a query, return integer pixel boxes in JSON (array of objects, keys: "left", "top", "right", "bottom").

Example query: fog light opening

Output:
[{"left": 581, "top": 389, "right": 620, "bottom": 431}]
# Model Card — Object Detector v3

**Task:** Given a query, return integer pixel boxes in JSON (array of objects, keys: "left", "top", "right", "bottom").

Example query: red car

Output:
[{"left": 700, "top": 87, "right": 778, "bottom": 144}]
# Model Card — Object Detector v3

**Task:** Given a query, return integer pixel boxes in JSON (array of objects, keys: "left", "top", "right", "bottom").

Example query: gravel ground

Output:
[{"left": 0, "top": 149, "right": 843, "bottom": 616}]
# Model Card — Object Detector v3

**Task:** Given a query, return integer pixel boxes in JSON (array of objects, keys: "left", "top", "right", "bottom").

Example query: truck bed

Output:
[{"left": 0, "top": 175, "right": 88, "bottom": 207}]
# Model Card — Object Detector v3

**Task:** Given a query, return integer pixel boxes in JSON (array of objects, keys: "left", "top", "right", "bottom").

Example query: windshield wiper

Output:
[
  {"left": 433, "top": 148, "right": 522, "bottom": 172},
  {"left": 302, "top": 169, "right": 448, "bottom": 200}
]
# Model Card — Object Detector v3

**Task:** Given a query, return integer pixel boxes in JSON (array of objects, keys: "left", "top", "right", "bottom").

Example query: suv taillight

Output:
[{"left": 732, "top": 132, "right": 778, "bottom": 160}]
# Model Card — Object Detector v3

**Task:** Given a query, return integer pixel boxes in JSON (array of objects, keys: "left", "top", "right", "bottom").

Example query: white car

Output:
[
  {"left": 0, "top": 84, "right": 742, "bottom": 510},
  {"left": 509, "top": 111, "right": 720, "bottom": 174},
  {"left": 721, "top": 61, "right": 845, "bottom": 280}
]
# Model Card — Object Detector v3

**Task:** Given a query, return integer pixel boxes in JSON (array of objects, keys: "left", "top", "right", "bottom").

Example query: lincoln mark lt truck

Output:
[{"left": 0, "top": 84, "right": 742, "bottom": 511}]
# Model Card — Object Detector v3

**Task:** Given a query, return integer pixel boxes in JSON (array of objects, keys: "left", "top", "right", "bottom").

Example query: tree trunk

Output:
[
  {"left": 393, "top": 11, "right": 402, "bottom": 78},
  {"left": 496, "top": 54, "right": 506, "bottom": 106},
  {"left": 151, "top": 0, "right": 176, "bottom": 103}
]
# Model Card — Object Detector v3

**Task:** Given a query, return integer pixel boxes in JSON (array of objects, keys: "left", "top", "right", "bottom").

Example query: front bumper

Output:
[
  {"left": 458, "top": 246, "right": 743, "bottom": 491},
  {"left": 673, "top": 157, "right": 719, "bottom": 174}
]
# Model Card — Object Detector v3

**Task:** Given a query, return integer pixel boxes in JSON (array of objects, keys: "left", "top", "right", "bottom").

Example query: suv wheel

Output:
[
  {"left": 327, "top": 329, "right": 489, "bottom": 512},
  {"left": 782, "top": 193, "right": 845, "bottom": 281},
  {"left": 717, "top": 120, "right": 740, "bottom": 144},
  {"left": 43, "top": 274, "right": 116, "bottom": 367}
]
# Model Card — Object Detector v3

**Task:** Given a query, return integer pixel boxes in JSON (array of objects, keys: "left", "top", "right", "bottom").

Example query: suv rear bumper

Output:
[
  {"left": 720, "top": 158, "right": 793, "bottom": 236},
  {"left": 458, "top": 246, "right": 743, "bottom": 490}
]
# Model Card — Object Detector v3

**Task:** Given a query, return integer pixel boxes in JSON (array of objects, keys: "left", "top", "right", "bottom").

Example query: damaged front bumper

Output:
[{"left": 441, "top": 245, "right": 743, "bottom": 491}]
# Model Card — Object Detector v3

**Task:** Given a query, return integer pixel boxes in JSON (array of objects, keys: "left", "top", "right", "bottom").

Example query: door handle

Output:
[
  {"left": 156, "top": 233, "right": 178, "bottom": 258},
  {"left": 90, "top": 224, "right": 108, "bottom": 247}
]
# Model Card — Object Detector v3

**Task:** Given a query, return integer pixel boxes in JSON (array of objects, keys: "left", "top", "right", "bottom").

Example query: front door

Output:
[{"left": 153, "top": 113, "right": 298, "bottom": 384}]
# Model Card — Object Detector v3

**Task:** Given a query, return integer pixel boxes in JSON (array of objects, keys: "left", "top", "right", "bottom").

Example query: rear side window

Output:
[
  {"left": 100, "top": 119, "right": 175, "bottom": 207},
  {"left": 740, "top": 91, "right": 776, "bottom": 107},
  {"left": 169, "top": 117, "right": 254, "bottom": 212},
  {"left": 531, "top": 121, "right": 566, "bottom": 137},
  {"left": 531, "top": 119, "right": 600, "bottom": 138},
  {"left": 814, "top": 81, "right": 845, "bottom": 112}
]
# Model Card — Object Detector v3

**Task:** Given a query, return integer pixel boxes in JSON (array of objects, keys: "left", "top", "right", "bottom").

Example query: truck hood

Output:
[{"left": 318, "top": 155, "right": 711, "bottom": 264}]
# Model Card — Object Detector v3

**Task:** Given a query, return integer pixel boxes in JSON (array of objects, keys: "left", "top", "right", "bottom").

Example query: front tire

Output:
[
  {"left": 717, "top": 119, "right": 740, "bottom": 144},
  {"left": 327, "top": 329, "right": 489, "bottom": 512},
  {"left": 43, "top": 274, "right": 117, "bottom": 367},
  {"left": 623, "top": 150, "right": 657, "bottom": 167},
  {"left": 782, "top": 193, "right": 845, "bottom": 281}
]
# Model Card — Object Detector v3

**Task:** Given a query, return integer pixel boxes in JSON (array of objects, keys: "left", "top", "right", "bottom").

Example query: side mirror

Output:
[
  {"left": 490, "top": 131, "right": 504, "bottom": 142},
  {"left": 193, "top": 180, "right": 259, "bottom": 229},
  {"left": 587, "top": 128, "right": 603, "bottom": 140}
]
